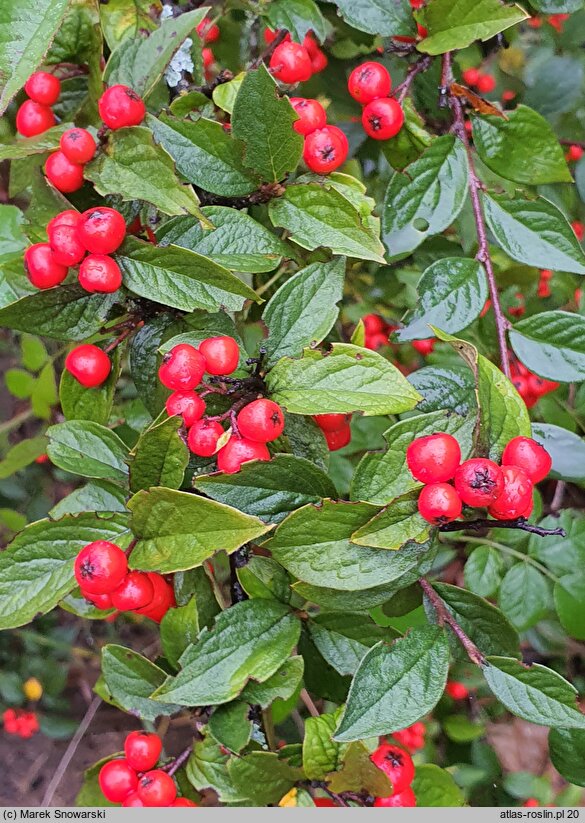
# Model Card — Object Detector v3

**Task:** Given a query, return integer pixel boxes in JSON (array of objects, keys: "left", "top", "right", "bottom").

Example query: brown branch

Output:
[
  {"left": 299, "top": 688, "right": 320, "bottom": 718},
  {"left": 164, "top": 745, "right": 193, "bottom": 777},
  {"left": 419, "top": 578, "right": 485, "bottom": 666},
  {"left": 438, "top": 516, "right": 566, "bottom": 537},
  {"left": 194, "top": 181, "right": 286, "bottom": 209},
  {"left": 394, "top": 55, "right": 433, "bottom": 104}
]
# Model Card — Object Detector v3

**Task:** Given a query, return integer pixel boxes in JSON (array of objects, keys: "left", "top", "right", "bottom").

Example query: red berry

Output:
[
  {"left": 98, "top": 85, "right": 146, "bottom": 129},
  {"left": 501, "top": 436, "right": 552, "bottom": 484},
  {"left": 202, "top": 47, "right": 214, "bottom": 69},
  {"left": 165, "top": 391, "right": 206, "bottom": 427},
  {"left": 82, "top": 590, "right": 113, "bottom": 610},
  {"left": 524, "top": 799, "right": 540, "bottom": 808},
  {"left": 45, "top": 151, "right": 85, "bottom": 193},
  {"left": 418, "top": 482, "right": 462, "bottom": 525},
  {"left": 137, "top": 770, "right": 177, "bottom": 807},
  {"left": 198, "top": 335, "right": 239, "bottom": 375},
  {"left": 187, "top": 419, "right": 225, "bottom": 457},
  {"left": 78, "top": 207, "right": 127, "bottom": 254},
  {"left": 303, "top": 125, "right": 348, "bottom": 174},
  {"left": 573, "top": 221, "right": 585, "bottom": 242},
  {"left": 365, "top": 331, "right": 389, "bottom": 350},
  {"left": 454, "top": 458, "right": 504, "bottom": 507},
  {"left": 462, "top": 68, "right": 480, "bottom": 86},
  {"left": 137, "top": 576, "right": 175, "bottom": 623},
  {"left": 348, "top": 62, "right": 391, "bottom": 104},
  {"left": 74, "top": 541, "right": 128, "bottom": 595},
  {"left": 24, "top": 243, "right": 68, "bottom": 289},
  {"left": 406, "top": 433, "right": 461, "bottom": 484},
  {"left": 216, "top": 436, "right": 271, "bottom": 473},
  {"left": 16, "top": 100, "right": 56, "bottom": 136},
  {"left": 158, "top": 343, "right": 207, "bottom": 390},
  {"left": 313, "top": 413, "right": 351, "bottom": 432},
  {"left": 78, "top": 254, "right": 122, "bottom": 293},
  {"left": 302, "top": 32, "right": 320, "bottom": 58},
  {"left": 24, "top": 71, "right": 61, "bottom": 105},
  {"left": 111, "top": 571, "right": 155, "bottom": 611},
  {"left": 124, "top": 731, "right": 163, "bottom": 772},
  {"left": 488, "top": 465, "right": 533, "bottom": 520},
  {"left": 47, "top": 210, "right": 81, "bottom": 233},
  {"left": 310, "top": 49, "right": 328, "bottom": 73},
  {"left": 264, "top": 28, "right": 291, "bottom": 45},
  {"left": 123, "top": 793, "right": 144, "bottom": 807},
  {"left": 172, "top": 798, "right": 198, "bottom": 807},
  {"left": 374, "top": 788, "right": 416, "bottom": 807},
  {"left": 362, "top": 97, "right": 404, "bottom": 140},
  {"left": 290, "top": 97, "right": 327, "bottom": 135},
  {"left": 65, "top": 344, "right": 111, "bottom": 388},
  {"left": 363, "top": 314, "right": 385, "bottom": 334},
  {"left": 270, "top": 42, "right": 313, "bottom": 84},
  {"left": 324, "top": 424, "right": 351, "bottom": 451},
  {"left": 567, "top": 145, "right": 584, "bottom": 162},
  {"left": 412, "top": 338, "right": 435, "bottom": 356},
  {"left": 502, "top": 89, "right": 516, "bottom": 102},
  {"left": 314, "top": 798, "right": 336, "bottom": 807},
  {"left": 370, "top": 744, "right": 415, "bottom": 795},
  {"left": 237, "top": 398, "right": 285, "bottom": 442},
  {"left": 99, "top": 759, "right": 138, "bottom": 803},
  {"left": 476, "top": 74, "right": 496, "bottom": 94},
  {"left": 196, "top": 17, "right": 220, "bottom": 43},
  {"left": 47, "top": 224, "right": 86, "bottom": 267},
  {"left": 446, "top": 680, "right": 469, "bottom": 700},
  {"left": 60, "top": 128, "right": 97, "bottom": 164}
]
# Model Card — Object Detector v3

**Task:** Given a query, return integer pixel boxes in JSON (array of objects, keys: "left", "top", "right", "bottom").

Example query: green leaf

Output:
[
  {"left": 148, "top": 114, "right": 258, "bottom": 198},
  {"left": 100, "top": 0, "right": 161, "bottom": 50},
  {"left": 351, "top": 493, "right": 432, "bottom": 551},
  {"left": 47, "top": 421, "right": 129, "bottom": 483},
  {"left": 411, "top": 764, "right": 465, "bottom": 806},
  {"left": 0, "top": 435, "right": 48, "bottom": 479},
  {"left": 0, "top": 124, "right": 72, "bottom": 161},
  {"left": 532, "top": 423, "right": 585, "bottom": 482},
  {"left": 471, "top": 106, "right": 571, "bottom": 185},
  {"left": 60, "top": 350, "right": 119, "bottom": 426},
  {"left": 129, "top": 415, "right": 189, "bottom": 494},
  {"left": 85, "top": 127, "right": 204, "bottom": 219},
  {"left": 195, "top": 454, "right": 337, "bottom": 525},
  {"left": 264, "top": 258, "right": 345, "bottom": 366},
  {"left": 426, "top": 582, "right": 520, "bottom": 659},
  {"left": 101, "top": 644, "right": 180, "bottom": 722},
  {"left": 212, "top": 74, "right": 244, "bottom": 116},
  {"left": 116, "top": 237, "right": 259, "bottom": 313},
  {"left": 334, "top": 625, "right": 449, "bottom": 742},
  {"left": 382, "top": 136, "right": 469, "bottom": 260},
  {"left": 509, "top": 311, "right": 585, "bottom": 383},
  {"left": 303, "top": 708, "right": 347, "bottom": 780},
  {"left": 528, "top": 510, "right": 585, "bottom": 578},
  {"left": 187, "top": 733, "right": 247, "bottom": 803},
  {"left": 412, "top": 366, "right": 477, "bottom": 416},
  {"left": 265, "top": 0, "right": 327, "bottom": 42},
  {"left": 50, "top": 480, "right": 127, "bottom": 519},
  {"left": 209, "top": 702, "right": 252, "bottom": 754},
  {"left": 0, "top": 512, "right": 129, "bottom": 630},
  {"left": 156, "top": 207, "right": 291, "bottom": 273},
  {"left": 330, "top": 0, "right": 415, "bottom": 36},
  {"left": 443, "top": 715, "right": 486, "bottom": 743},
  {"left": 524, "top": 56, "right": 583, "bottom": 119},
  {"left": 266, "top": 343, "right": 421, "bottom": 416},
  {"left": 483, "top": 656, "right": 585, "bottom": 729},
  {"left": 152, "top": 599, "right": 300, "bottom": 705},
  {"left": 160, "top": 597, "right": 199, "bottom": 670},
  {"left": 269, "top": 183, "right": 386, "bottom": 263},
  {"left": 464, "top": 546, "right": 504, "bottom": 598},
  {"left": 483, "top": 191, "right": 585, "bottom": 274},
  {"left": 308, "top": 613, "right": 399, "bottom": 676},
  {"left": 554, "top": 574, "right": 585, "bottom": 641},
  {"left": 128, "top": 487, "right": 272, "bottom": 573},
  {"left": 232, "top": 65, "right": 303, "bottom": 183},
  {"left": 0, "top": 0, "right": 69, "bottom": 114},
  {"left": 549, "top": 728, "right": 585, "bottom": 788},
  {"left": 419, "top": 0, "right": 528, "bottom": 55},
  {"left": 227, "top": 752, "right": 303, "bottom": 806},
  {"left": 239, "top": 655, "right": 304, "bottom": 708},
  {"left": 0, "top": 205, "right": 26, "bottom": 264},
  {"left": 327, "top": 741, "right": 394, "bottom": 796},
  {"left": 500, "top": 564, "right": 551, "bottom": 631}
]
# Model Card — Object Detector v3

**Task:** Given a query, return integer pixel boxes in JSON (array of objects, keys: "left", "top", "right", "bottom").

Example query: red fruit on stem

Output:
[
  {"left": 137, "top": 770, "right": 177, "bottom": 807},
  {"left": 82, "top": 591, "right": 113, "bottom": 610},
  {"left": 313, "top": 413, "right": 351, "bottom": 432},
  {"left": 47, "top": 210, "right": 81, "bottom": 233},
  {"left": 135, "top": 573, "right": 175, "bottom": 622},
  {"left": 196, "top": 17, "right": 220, "bottom": 43},
  {"left": 187, "top": 419, "right": 225, "bottom": 457},
  {"left": 111, "top": 571, "right": 155, "bottom": 611},
  {"left": 310, "top": 49, "right": 328, "bottom": 73},
  {"left": 123, "top": 793, "right": 144, "bottom": 807},
  {"left": 418, "top": 483, "right": 463, "bottom": 525},
  {"left": 290, "top": 97, "right": 327, "bottom": 135},
  {"left": 348, "top": 62, "right": 391, "bottom": 104},
  {"left": 264, "top": 28, "right": 291, "bottom": 45},
  {"left": 98, "top": 85, "right": 146, "bottom": 129},
  {"left": 237, "top": 398, "right": 285, "bottom": 442},
  {"left": 48, "top": 224, "right": 86, "bottom": 267},
  {"left": 78, "top": 254, "right": 122, "bottom": 293},
  {"left": 166, "top": 391, "right": 206, "bottom": 427},
  {"left": 60, "top": 128, "right": 97, "bottom": 164},
  {"left": 124, "top": 731, "right": 163, "bottom": 772},
  {"left": 567, "top": 145, "right": 584, "bottom": 162},
  {"left": 74, "top": 541, "right": 128, "bottom": 595},
  {"left": 324, "top": 424, "right": 351, "bottom": 451},
  {"left": 269, "top": 42, "right": 313, "bottom": 84},
  {"left": 99, "top": 760, "right": 138, "bottom": 803},
  {"left": 406, "top": 432, "right": 461, "bottom": 484},
  {"left": 488, "top": 465, "right": 533, "bottom": 520},
  {"left": 572, "top": 221, "right": 584, "bottom": 242},
  {"left": 24, "top": 72, "right": 61, "bottom": 106},
  {"left": 501, "top": 436, "right": 552, "bottom": 484},
  {"left": 524, "top": 799, "right": 540, "bottom": 808},
  {"left": 446, "top": 680, "right": 469, "bottom": 700},
  {"left": 303, "top": 125, "right": 348, "bottom": 174},
  {"left": 78, "top": 207, "right": 127, "bottom": 254},
  {"left": 462, "top": 68, "right": 480, "bottom": 86},
  {"left": 476, "top": 74, "right": 496, "bottom": 93},
  {"left": 24, "top": 243, "right": 68, "bottom": 289},
  {"left": 65, "top": 344, "right": 111, "bottom": 388},
  {"left": 412, "top": 338, "right": 435, "bottom": 356},
  {"left": 302, "top": 32, "right": 320, "bottom": 58},
  {"left": 45, "top": 151, "right": 85, "bottom": 193},
  {"left": 365, "top": 331, "right": 389, "bottom": 350},
  {"left": 216, "top": 436, "right": 271, "bottom": 473},
  {"left": 370, "top": 744, "right": 415, "bottom": 795},
  {"left": 16, "top": 100, "right": 56, "bottom": 137},
  {"left": 198, "top": 336, "right": 240, "bottom": 375},
  {"left": 159, "top": 344, "right": 207, "bottom": 390},
  {"left": 362, "top": 97, "right": 404, "bottom": 140},
  {"left": 454, "top": 458, "right": 504, "bottom": 507},
  {"left": 374, "top": 788, "right": 416, "bottom": 808}
]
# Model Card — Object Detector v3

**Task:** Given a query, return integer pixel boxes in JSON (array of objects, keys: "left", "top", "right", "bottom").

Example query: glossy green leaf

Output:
[
  {"left": 532, "top": 423, "right": 585, "bottom": 482},
  {"left": 303, "top": 708, "right": 347, "bottom": 780},
  {"left": 554, "top": 574, "right": 585, "bottom": 640},
  {"left": 101, "top": 644, "right": 180, "bottom": 722},
  {"left": 186, "top": 733, "right": 247, "bottom": 803},
  {"left": 500, "top": 564, "right": 551, "bottom": 631},
  {"left": 351, "top": 493, "right": 432, "bottom": 551},
  {"left": 209, "top": 702, "right": 252, "bottom": 754},
  {"left": 308, "top": 613, "right": 399, "bottom": 676},
  {"left": 327, "top": 741, "right": 394, "bottom": 796},
  {"left": 509, "top": 311, "right": 585, "bottom": 382},
  {"left": 239, "top": 656, "right": 304, "bottom": 707},
  {"left": 0, "top": 435, "right": 48, "bottom": 480},
  {"left": 47, "top": 421, "right": 129, "bottom": 483},
  {"left": 330, "top": 0, "right": 415, "bottom": 36},
  {"left": 100, "top": 0, "right": 161, "bottom": 50},
  {"left": 129, "top": 415, "right": 189, "bottom": 493},
  {"left": 160, "top": 597, "right": 200, "bottom": 670},
  {"left": 0, "top": 124, "right": 72, "bottom": 161},
  {"left": 50, "top": 480, "right": 127, "bottom": 519},
  {"left": 265, "top": 0, "right": 327, "bottom": 42},
  {"left": 238, "top": 556, "right": 292, "bottom": 603},
  {"left": 549, "top": 728, "right": 585, "bottom": 787},
  {"left": 464, "top": 546, "right": 504, "bottom": 598},
  {"left": 227, "top": 752, "right": 303, "bottom": 806},
  {"left": 412, "top": 764, "right": 465, "bottom": 806},
  {"left": 419, "top": 0, "right": 528, "bottom": 54}
]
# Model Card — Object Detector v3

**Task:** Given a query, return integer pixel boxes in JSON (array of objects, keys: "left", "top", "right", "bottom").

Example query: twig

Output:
[
  {"left": 394, "top": 55, "right": 433, "bottom": 104},
  {"left": 443, "top": 52, "right": 512, "bottom": 378},
  {"left": 550, "top": 481, "right": 567, "bottom": 513},
  {"left": 250, "top": 29, "right": 289, "bottom": 70},
  {"left": 41, "top": 696, "right": 101, "bottom": 807},
  {"left": 194, "top": 181, "right": 286, "bottom": 209},
  {"left": 165, "top": 745, "right": 193, "bottom": 777},
  {"left": 262, "top": 708, "right": 277, "bottom": 752},
  {"left": 323, "top": 787, "right": 349, "bottom": 807},
  {"left": 419, "top": 578, "right": 485, "bottom": 665},
  {"left": 299, "top": 688, "right": 319, "bottom": 718},
  {"left": 438, "top": 516, "right": 566, "bottom": 538},
  {"left": 229, "top": 546, "right": 250, "bottom": 604},
  {"left": 0, "top": 407, "right": 33, "bottom": 436}
]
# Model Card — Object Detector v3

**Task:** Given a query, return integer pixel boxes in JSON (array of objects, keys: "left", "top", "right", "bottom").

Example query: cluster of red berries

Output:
[
  {"left": 268, "top": 30, "right": 327, "bottom": 85},
  {"left": 391, "top": 722, "right": 426, "bottom": 753},
  {"left": 528, "top": 13, "right": 569, "bottom": 32},
  {"left": 290, "top": 97, "right": 349, "bottom": 175},
  {"left": 461, "top": 67, "right": 496, "bottom": 94},
  {"left": 370, "top": 743, "right": 417, "bottom": 807},
  {"left": 407, "top": 434, "right": 552, "bottom": 525},
  {"left": 16, "top": 72, "right": 61, "bottom": 137},
  {"left": 510, "top": 360, "right": 559, "bottom": 409},
  {"left": 99, "top": 732, "right": 195, "bottom": 806},
  {"left": 160, "top": 338, "right": 285, "bottom": 473},
  {"left": 74, "top": 541, "right": 175, "bottom": 622},
  {"left": 25, "top": 206, "right": 125, "bottom": 293},
  {"left": 348, "top": 62, "right": 404, "bottom": 141},
  {"left": 196, "top": 16, "right": 220, "bottom": 74},
  {"left": 362, "top": 314, "right": 435, "bottom": 358},
  {"left": 313, "top": 413, "right": 352, "bottom": 452},
  {"left": 2, "top": 709, "right": 40, "bottom": 739}
]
